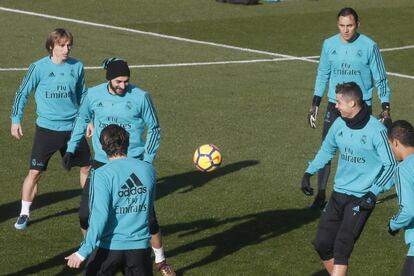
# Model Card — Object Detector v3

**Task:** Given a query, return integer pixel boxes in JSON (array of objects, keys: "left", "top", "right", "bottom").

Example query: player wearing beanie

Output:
[{"left": 64, "top": 58, "right": 175, "bottom": 276}]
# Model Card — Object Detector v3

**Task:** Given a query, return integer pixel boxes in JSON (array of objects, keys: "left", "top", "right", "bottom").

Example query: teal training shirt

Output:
[
  {"left": 306, "top": 116, "right": 396, "bottom": 197},
  {"left": 67, "top": 83, "right": 161, "bottom": 163},
  {"left": 390, "top": 154, "right": 414, "bottom": 254},
  {"left": 77, "top": 157, "right": 155, "bottom": 258},
  {"left": 314, "top": 33, "right": 391, "bottom": 106},
  {"left": 10, "top": 56, "right": 86, "bottom": 131}
]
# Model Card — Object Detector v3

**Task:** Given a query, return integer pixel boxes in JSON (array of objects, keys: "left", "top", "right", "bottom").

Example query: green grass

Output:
[{"left": 0, "top": 0, "right": 414, "bottom": 275}]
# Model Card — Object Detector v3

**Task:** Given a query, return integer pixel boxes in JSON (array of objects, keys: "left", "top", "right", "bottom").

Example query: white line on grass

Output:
[
  {"left": 0, "top": 57, "right": 300, "bottom": 72},
  {"left": 0, "top": 6, "right": 318, "bottom": 63},
  {"left": 0, "top": 6, "right": 413, "bottom": 80},
  {"left": 386, "top": 72, "right": 414, "bottom": 80},
  {"left": 380, "top": 45, "right": 414, "bottom": 52},
  {"left": 2, "top": 57, "right": 413, "bottom": 80},
  {"left": 301, "top": 45, "right": 414, "bottom": 60}
]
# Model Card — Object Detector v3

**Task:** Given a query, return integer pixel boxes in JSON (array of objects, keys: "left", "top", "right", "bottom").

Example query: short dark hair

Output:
[
  {"left": 388, "top": 120, "right": 414, "bottom": 147},
  {"left": 335, "top": 82, "right": 363, "bottom": 107},
  {"left": 99, "top": 125, "right": 129, "bottom": 157},
  {"left": 337, "top": 7, "right": 359, "bottom": 23},
  {"left": 45, "top": 28, "right": 73, "bottom": 54}
]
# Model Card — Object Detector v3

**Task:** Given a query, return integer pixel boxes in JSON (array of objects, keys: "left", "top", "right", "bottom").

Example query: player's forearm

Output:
[
  {"left": 376, "top": 79, "right": 391, "bottom": 104},
  {"left": 313, "top": 76, "right": 329, "bottom": 98},
  {"left": 371, "top": 163, "right": 396, "bottom": 195},
  {"left": 143, "top": 126, "right": 161, "bottom": 163},
  {"left": 11, "top": 64, "right": 38, "bottom": 123},
  {"left": 67, "top": 117, "right": 89, "bottom": 152},
  {"left": 11, "top": 92, "right": 31, "bottom": 124},
  {"left": 306, "top": 149, "right": 335, "bottom": 175},
  {"left": 390, "top": 210, "right": 413, "bottom": 230}
]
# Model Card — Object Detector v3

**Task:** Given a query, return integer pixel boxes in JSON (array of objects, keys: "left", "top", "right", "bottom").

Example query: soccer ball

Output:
[{"left": 193, "top": 144, "right": 222, "bottom": 172}]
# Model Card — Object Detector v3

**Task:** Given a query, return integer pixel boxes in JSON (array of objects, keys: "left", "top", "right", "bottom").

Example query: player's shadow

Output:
[
  {"left": 29, "top": 207, "right": 78, "bottom": 226},
  {"left": 4, "top": 247, "right": 82, "bottom": 276},
  {"left": 312, "top": 270, "right": 330, "bottom": 276},
  {"left": 6, "top": 207, "right": 320, "bottom": 275},
  {"left": 161, "top": 207, "right": 320, "bottom": 274},
  {"left": 156, "top": 160, "right": 259, "bottom": 200},
  {"left": 0, "top": 189, "right": 81, "bottom": 223}
]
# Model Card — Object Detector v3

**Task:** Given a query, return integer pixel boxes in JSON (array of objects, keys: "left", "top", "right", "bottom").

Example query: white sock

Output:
[
  {"left": 20, "top": 200, "right": 32, "bottom": 216},
  {"left": 152, "top": 246, "right": 165, "bottom": 263}
]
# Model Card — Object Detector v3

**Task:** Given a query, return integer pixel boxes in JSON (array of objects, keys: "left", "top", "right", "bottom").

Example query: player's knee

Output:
[
  {"left": 28, "top": 169, "right": 42, "bottom": 181},
  {"left": 313, "top": 238, "right": 333, "bottom": 261},
  {"left": 333, "top": 235, "right": 354, "bottom": 265},
  {"left": 333, "top": 256, "right": 349, "bottom": 266},
  {"left": 80, "top": 165, "right": 90, "bottom": 175}
]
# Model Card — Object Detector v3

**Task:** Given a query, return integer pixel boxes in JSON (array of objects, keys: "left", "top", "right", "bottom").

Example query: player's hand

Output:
[
  {"left": 358, "top": 191, "right": 376, "bottom": 210},
  {"left": 308, "top": 105, "right": 318, "bottom": 129},
  {"left": 62, "top": 152, "right": 75, "bottom": 171},
  {"left": 301, "top": 173, "right": 314, "bottom": 196},
  {"left": 86, "top": 123, "right": 94, "bottom": 138},
  {"left": 65, "top": 253, "right": 83, "bottom": 268},
  {"left": 11, "top": 124, "right": 23, "bottom": 140},
  {"left": 388, "top": 222, "right": 399, "bottom": 236},
  {"left": 378, "top": 110, "right": 392, "bottom": 129}
]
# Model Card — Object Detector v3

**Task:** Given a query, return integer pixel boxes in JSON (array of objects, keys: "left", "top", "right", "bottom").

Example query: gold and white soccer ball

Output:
[{"left": 193, "top": 144, "right": 222, "bottom": 172}]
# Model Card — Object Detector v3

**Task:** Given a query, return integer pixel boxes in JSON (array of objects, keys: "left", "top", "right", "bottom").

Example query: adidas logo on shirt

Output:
[
  {"left": 118, "top": 173, "right": 147, "bottom": 197},
  {"left": 48, "top": 72, "right": 55, "bottom": 78}
]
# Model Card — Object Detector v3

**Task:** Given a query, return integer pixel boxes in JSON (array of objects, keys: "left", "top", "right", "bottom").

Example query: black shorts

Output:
[
  {"left": 85, "top": 247, "right": 152, "bottom": 276},
  {"left": 401, "top": 256, "right": 414, "bottom": 276},
  {"left": 30, "top": 125, "right": 91, "bottom": 171},
  {"left": 313, "top": 191, "right": 374, "bottom": 265},
  {"left": 79, "top": 160, "right": 159, "bottom": 234}
]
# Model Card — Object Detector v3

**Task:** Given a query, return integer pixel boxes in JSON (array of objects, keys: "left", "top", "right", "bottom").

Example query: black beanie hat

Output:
[{"left": 104, "top": 58, "right": 130, "bottom": 80}]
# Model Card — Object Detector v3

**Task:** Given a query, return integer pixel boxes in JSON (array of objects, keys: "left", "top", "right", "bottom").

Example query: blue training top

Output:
[
  {"left": 390, "top": 154, "right": 414, "bottom": 252},
  {"left": 77, "top": 157, "right": 155, "bottom": 258},
  {"left": 67, "top": 82, "right": 161, "bottom": 163},
  {"left": 306, "top": 116, "right": 396, "bottom": 197},
  {"left": 11, "top": 56, "right": 86, "bottom": 131},
  {"left": 314, "top": 33, "right": 391, "bottom": 106}
]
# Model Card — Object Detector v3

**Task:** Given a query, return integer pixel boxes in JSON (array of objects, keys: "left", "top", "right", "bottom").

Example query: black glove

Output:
[
  {"left": 378, "top": 104, "right": 392, "bottom": 129},
  {"left": 358, "top": 191, "right": 377, "bottom": 210},
  {"left": 301, "top": 173, "right": 314, "bottom": 196},
  {"left": 308, "top": 105, "right": 319, "bottom": 129},
  {"left": 62, "top": 152, "right": 75, "bottom": 171},
  {"left": 388, "top": 223, "right": 399, "bottom": 236}
]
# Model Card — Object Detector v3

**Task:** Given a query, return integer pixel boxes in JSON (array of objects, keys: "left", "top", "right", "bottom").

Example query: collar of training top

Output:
[{"left": 342, "top": 103, "right": 370, "bottom": 130}]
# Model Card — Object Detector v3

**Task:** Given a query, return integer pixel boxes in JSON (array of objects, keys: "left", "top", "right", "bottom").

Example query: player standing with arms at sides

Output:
[
  {"left": 63, "top": 58, "right": 175, "bottom": 276},
  {"left": 10, "top": 28, "right": 91, "bottom": 230},
  {"left": 301, "top": 82, "right": 396, "bottom": 276},
  {"left": 307, "top": 7, "right": 392, "bottom": 209},
  {"left": 387, "top": 120, "right": 414, "bottom": 276},
  {"left": 66, "top": 124, "right": 155, "bottom": 275}
]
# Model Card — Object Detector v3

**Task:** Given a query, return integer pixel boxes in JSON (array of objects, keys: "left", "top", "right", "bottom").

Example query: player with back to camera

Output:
[
  {"left": 307, "top": 7, "right": 392, "bottom": 209},
  {"left": 66, "top": 124, "right": 155, "bottom": 275},
  {"left": 387, "top": 120, "right": 414, "bottom": 276},
  {"left": 63, "top": 58, "right": 175, "bottom": 276},
  {"left": 10, "top": 28, "right": 91, "bottom": 230},
  {"left": 301, "top": 82, "right": 396, "bottom": 276}
]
